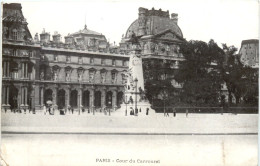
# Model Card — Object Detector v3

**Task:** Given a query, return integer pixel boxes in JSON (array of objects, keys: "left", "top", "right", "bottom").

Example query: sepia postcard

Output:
[{"left": 0, "top": 0, "right": 259, "bottom": 166}]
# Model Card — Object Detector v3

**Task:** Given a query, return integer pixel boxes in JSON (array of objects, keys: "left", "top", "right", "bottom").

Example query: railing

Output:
[{"left": 151, "top": 106, "right": 258, "bottom": 114}]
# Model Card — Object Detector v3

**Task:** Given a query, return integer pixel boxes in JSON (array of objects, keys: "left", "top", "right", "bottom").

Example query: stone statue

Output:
[
  {"left": 40, "top": 71, "right": 44, "bottom": 80},
  {"left": 54, "top": 72, "right": 58, "bottom": 81}
]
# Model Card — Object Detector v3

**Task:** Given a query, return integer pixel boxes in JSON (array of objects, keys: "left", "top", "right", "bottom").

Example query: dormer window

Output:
[{"left": 12, "top": 29, "right": 18, "bottom": 40}]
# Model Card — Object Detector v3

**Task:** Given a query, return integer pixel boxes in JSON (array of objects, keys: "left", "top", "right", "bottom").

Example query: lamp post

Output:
[
  {"left": 134, "top": 78, "right": 138, "bottom": 116},
  {"left": 125, "top": 95, "right": 128, "bottom": 116},
  {"left": 163, "top": 85, "right": 167, "bottom": 116}
]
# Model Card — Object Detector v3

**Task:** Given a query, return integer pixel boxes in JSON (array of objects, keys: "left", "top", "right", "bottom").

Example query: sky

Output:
[{"left": 4, "top": 0, "right": 259, "bottom": 49}]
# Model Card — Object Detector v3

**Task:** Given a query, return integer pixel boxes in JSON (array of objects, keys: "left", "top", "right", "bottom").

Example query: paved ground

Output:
[
  {"left": 1, "top": 112, "right": 258, "bottom": 166},
  {"left": 1, "top": 112, "right": 258, "bottom": 134}
]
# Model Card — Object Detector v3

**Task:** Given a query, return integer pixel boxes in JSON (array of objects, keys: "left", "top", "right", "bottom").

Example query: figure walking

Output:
[
  {"left": 146, "top": 108, "right": 149, "bottom": 115},
  {"left": 186, "top": 109, "right": 188, "bottom": 118},
  {"left": 173, "top": 108, "right": 176, "bottom": 117}
]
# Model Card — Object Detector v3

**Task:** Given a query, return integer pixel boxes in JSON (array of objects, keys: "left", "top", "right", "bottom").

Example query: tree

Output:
[
  {"left": 143, "top": 58, "right": 178, "bottom": 111},
  {"left": 221, "top": 44, "right": 258, "bottom": 105},
  {"left": 174, "top": 39, "right": 225, "bottom": 107}
]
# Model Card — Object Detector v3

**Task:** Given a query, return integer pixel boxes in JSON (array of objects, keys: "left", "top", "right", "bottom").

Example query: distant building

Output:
[
  {"left": 2, "top": 3, "right": 128, "bottom": 112},
  {"left": 239, "top": 39, "right": 259, "bottom": 68},
  {"left": 119, "top": 7, "right": 185, "bottom": 102}
]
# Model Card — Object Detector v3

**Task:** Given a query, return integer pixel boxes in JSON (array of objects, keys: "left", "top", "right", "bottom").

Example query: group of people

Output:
[
  {"left": 5, "top": 107, "right": 35, "bottom": 114},
  {"left": 164, "top": 108, "right": 189, "bottom": 117},
  {"left": 129, "top": 107, "right": 150, "bottom": 116}
]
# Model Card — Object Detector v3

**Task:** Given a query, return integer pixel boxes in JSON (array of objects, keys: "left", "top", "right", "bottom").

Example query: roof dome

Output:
[{"left": 125, "top": 7, "right": 183, "bottom": 39}]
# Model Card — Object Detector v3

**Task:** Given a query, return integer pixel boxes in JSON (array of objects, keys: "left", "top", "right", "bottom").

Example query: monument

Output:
[{"left": 115, "top": 33, "right": 155, "bottom": 116}]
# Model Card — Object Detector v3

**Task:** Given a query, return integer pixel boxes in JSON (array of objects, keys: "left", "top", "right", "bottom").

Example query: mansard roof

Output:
[{"left": 67, "top": 25, "right": 103, "bottom": 37}]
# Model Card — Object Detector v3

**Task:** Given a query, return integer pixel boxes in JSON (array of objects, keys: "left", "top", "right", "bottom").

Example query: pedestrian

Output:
[
  {"left": 186, "top": 109, "right": 188, "bottom": 118},
  {"left": 71, "top": 108, "right": 74, "bottom": 114},
  {"left": 24, "top": 108, "right": 26, "bottom": 114},
  {"left": 88, "top": 108, "right": 90, "bottom": 114},
  {"left": 4, "top": 108, "right": 7, "bottom": 113},
  {"left": 48, "top": 107, "right": 51, "bottom": 114},
  {"left": 173, "top": 108, "right": 176, "bottom": 117},
  {"left": 146, "top": 108, "right": 149, "bottom": 115},
  {"left": 33, "top": 108, "right": 36, "bottom": 114},
  {"left": 139, "top": 108, "right": 141, "bottom": 112},
  {"left": 135, "top": 108, "right": 138, "bottom": 115}
]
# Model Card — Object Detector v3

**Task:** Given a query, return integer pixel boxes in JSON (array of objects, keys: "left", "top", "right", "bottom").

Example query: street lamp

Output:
[
  {"left": 125, "top": 95, "right": 128, "bottom": 116},
  {"left": 134, "top": 78, "right": 138, "bottom": 116},
  {"left": 163, "top": 85, "right": 167, "bottom": 116}
]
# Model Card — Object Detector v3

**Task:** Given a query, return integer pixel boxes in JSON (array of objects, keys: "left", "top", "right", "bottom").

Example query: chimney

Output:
[
  {"left": 53, "top": 31, "right": 61, "bottom": 43},
  {"left": 40, "top": 28, "right": 50, "bottom": 43},
  {"left": 171, "top": 13, "right": 178, "bottom": 24}
]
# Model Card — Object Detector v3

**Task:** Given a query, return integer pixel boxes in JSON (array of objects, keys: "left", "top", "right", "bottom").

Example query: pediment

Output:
[{"left": 153, "top": 29, "right": 184, "bottom": 41}]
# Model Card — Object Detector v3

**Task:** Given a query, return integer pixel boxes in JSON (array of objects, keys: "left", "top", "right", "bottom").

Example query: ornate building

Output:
[
  {"left": 2, "top": 3, "right": 129, "bottom": 112},
  {"left": 239, "top": 39, "right": 259, "bottom": 68},
  {"left": 119, "top": 7, "right": 185, "bottom": 103}
]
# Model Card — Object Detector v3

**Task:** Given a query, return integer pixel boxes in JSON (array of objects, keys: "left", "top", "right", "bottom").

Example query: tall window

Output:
[
  {"left": 13, "top": 49, "right": 17, "bottom": 56},
  {"left": 111, "top": 72, "right": 117, "bottom": 83},
  {"left": 123, "top": 60, "right": 127, "bottom": 66},
  {"left": 66, "top": 56, "right": 70, "bottom": 62},
  {"left": 101, "top": 59, "right": 105, "bottom": 65},
  {"left": 54, "top": 55, "right": 58, "bottom": 61},
  {"left": 12, "top": 29, "right": 18, "bottom": 40},
  {"left": 89, "top": 70, "right": 95, "bottom": 83},
  {"left": 78, "top": 56, "right": 82, "bottom": 64},
  {"left": 90, "top": 57, "right": 94, "bottom": 64},
  {"left": 112, "top": 59, "right": 116, "bottom": 66}
]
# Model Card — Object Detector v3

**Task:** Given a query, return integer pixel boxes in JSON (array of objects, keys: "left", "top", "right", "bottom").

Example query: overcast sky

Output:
[{"left": 6, "top": 0, "right": 259, "bottom": 49}]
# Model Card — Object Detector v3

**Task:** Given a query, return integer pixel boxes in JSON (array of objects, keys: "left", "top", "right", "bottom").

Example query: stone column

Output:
[
  {"left": 89, "top": 88, "right": 94, "bottom": 111},
  {"left": 101, "top": 88, "right": 106, "bottom": 109},
  {"left": 25, "top": 86, "right": 28, "bottom": 106},
  {"left": 53, "top": 87, "right": 58, "bottom": 109},
  {"left": 66, "top": 88, "right": 71, "bottom": 110},
  {"left": 20, "top": 87, "right": 24, "bottom": 106},
  {"left": 112, "top": 90, "right": 117, "bottom": 109},
  {"left": 31, "top": 84, "right": 35, "bottom": 109},
  {"left": 17, "top": 86, "right": 21, "bottom": 109},
  {"left": 22, "top": 63, "right": 24, "bottom": 78},
  {"left": 25, "top": 63, "right": 28, "bottom": 78},
  {"left": 6, "top": 86, "right": 9, "bottom": 106},
  {"left": 78, "top": 87, "right": 82, "bottom": 114},
  {"left": 40, "top": 87, "right": 44, "bottom": 106},
  {"left": 32, "top": 65, "right": 35, "bottom": 80},
  {"left": 2, "top": 86, "right": 6, "bottom": 105},
  {"left": 7, "top": 61, "right": 10, "bottom": 77},
  {"left": 3, "top": 62, "right": 6, "bottom": 77}
]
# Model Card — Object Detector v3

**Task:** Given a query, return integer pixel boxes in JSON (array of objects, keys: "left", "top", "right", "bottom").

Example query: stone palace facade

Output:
[
  {"left": 2, "top": 3, "right": 186, "bottom": 112},
  {"left": 2, "top": 3, "right": 129, "bottom": 112}
]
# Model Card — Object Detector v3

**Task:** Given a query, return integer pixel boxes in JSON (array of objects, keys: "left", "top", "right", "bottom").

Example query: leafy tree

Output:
[
  {"left": 143, "top": 58, "right": 179, "bottom": 111},
  {"left": 174, "top": 39, "right": 225, "bottom": 107},
  {"left": 222, "top": 44, "right": 258, "bottom": 105}
]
